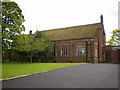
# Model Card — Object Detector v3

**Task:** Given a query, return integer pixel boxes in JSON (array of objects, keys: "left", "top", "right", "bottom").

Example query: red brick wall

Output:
[
  {"left": 96, "top": 28, "right": 106, "bottom": 62},
  {"left": 53, "top": 38, "right": 95, "bottom": 63},
  {"left": 105, "top": 46, "right": 120, "bottom": 64}
]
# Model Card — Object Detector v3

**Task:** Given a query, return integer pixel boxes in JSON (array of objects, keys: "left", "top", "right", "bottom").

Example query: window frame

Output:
[
  {"left": 61, "top": 45, "right": 68, "bottom": 56},
  {"left": 76, "top": 45, "right": 85, "bottom": 56}
]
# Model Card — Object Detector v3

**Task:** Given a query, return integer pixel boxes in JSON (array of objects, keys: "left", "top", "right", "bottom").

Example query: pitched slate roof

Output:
[{"left": 36, "top": 23, "right": 103, "bottom": 41}]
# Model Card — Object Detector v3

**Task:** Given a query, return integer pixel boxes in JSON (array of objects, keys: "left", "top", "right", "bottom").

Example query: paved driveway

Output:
[{"left": 3, "top": 64, "right": 118, "bottom": 88}]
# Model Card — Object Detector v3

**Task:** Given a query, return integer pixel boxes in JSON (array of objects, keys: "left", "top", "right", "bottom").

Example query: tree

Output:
[
  {"left": 107, "top": 29, "right": 120, "bottom": 46},
  {"left": 34, "top": 32, "right": 53, "bottom": 56},
  {"left": 1, "top": 1, "right": 25, "bottom": 52},
  {"left": 12, "top": 33, "right": 53, "bottom": 63}
]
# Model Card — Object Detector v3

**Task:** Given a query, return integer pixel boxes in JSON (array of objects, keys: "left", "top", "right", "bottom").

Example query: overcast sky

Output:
[{"left": 12, "top": 0, "right": 119, "bottom": 41}]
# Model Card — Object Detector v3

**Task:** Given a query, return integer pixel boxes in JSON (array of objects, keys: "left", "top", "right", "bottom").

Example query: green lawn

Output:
[{"left": 2, "top": 62, "right": 86, "bottom": 79}]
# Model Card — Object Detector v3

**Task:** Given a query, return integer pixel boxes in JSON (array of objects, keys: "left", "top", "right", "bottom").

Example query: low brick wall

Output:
[
  {"left": 105, "top": 46, "right": 120, "bottom": 64},
  {"left": 41, "top": 56, "right": 94, "bottom": 63},
  {"left": 3, "top": 46, "right": 120, "bottom": 63}
]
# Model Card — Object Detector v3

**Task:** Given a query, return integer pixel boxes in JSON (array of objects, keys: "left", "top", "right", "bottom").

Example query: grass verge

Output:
[{"left": 2, "top": 62, "right": 86, "bottom": 79}]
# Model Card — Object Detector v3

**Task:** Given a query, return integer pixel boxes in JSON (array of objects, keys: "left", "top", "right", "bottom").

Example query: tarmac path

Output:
[{"left": 2, "top": 64, "right": 118, "bottom": 88}]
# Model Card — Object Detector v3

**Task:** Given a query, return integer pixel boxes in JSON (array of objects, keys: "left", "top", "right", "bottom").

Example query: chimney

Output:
[
  {"left": 100, "top": 15, "right": 103, "bottom": 24},
  {"left": 29, "top": 30, "right": 32, "bottom": 35}
]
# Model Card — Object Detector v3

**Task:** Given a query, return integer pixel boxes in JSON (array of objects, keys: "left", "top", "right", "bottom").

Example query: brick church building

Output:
[{"left": 34, "top": 15, "right": 106, "bottom": 63}]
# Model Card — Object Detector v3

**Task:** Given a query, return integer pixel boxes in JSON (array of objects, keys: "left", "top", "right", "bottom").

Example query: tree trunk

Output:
[
  {"left": 30, "top": 57, "right": 32, "bottom": 63},
  {"left": 38, "top": 57, "right": 41, "bottom": 62},
  {"left": 27, "top": 53, "right": 33, "bottom": 63},
  {"left": 20, "top": 55, "right": 22, "bottom": 62},
  {"left": 19, "top": 52, "right": 23, "bottom": 63}
]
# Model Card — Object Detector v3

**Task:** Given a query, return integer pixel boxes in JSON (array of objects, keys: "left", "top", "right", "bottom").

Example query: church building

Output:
[{"left": 34, "top": 15, "right": 106, "bottom": 63}]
